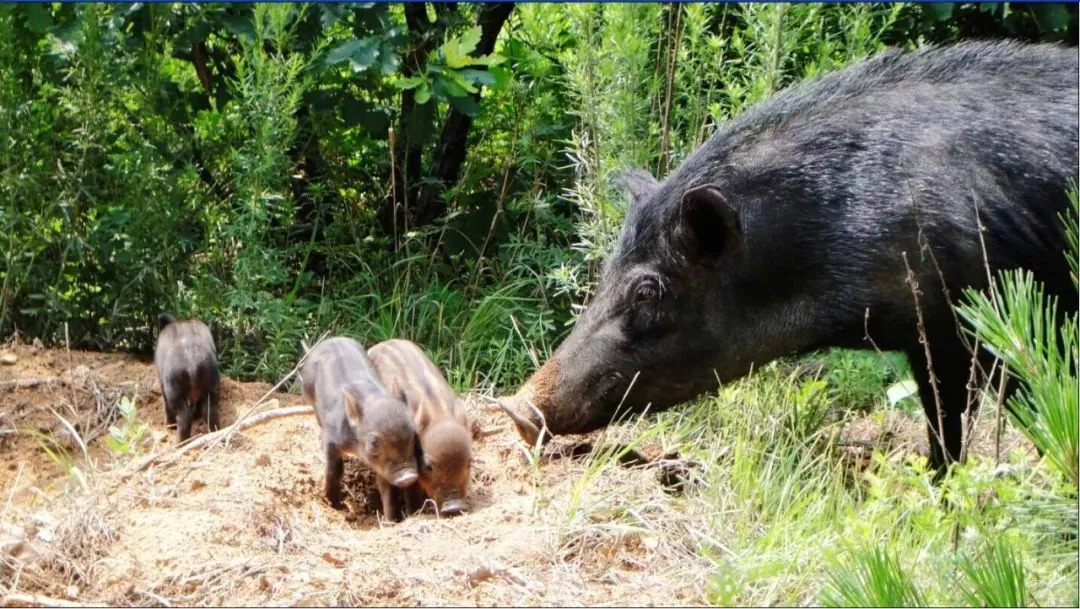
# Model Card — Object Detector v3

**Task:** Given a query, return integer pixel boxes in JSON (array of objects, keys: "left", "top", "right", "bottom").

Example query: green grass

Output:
[{"left": 533, "top": 356, "right": 1076, "bottom": 606}]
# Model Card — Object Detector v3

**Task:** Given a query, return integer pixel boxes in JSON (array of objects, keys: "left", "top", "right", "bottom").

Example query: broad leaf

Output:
[
  {"left": 318, "top": 3, "right": 350, "bottom": 29},
  {"left": 461, "top": 69, "right": 495, "bottom": 88},
  {"left": 443, "top": 26, "right": 482, "bottom": 69},
  {"left": 394, "top": 76, "right": 425, "bottom": 90},
  {"left": 449, "top": 94, "right": 481, "bottom": 118},
  {"left": 23, "top": 3, "right": 55, "bottom": 34},
  {"left": 222, "top": 14, "right": 255, "bottom": 44},
  {"left": 438, "top": 71, "right": 473, "bottom": 97},
  {"left": 324, "top": 36, "right": 380, "bottom": 73},
  {"left": 325, "top": 39, "right": 364, "bottom": 65},
  {"left": 488, "top": 65, "right": 512, "bottom": 90},
  {"left": 469, "top": 53, "right": 506, "bottom": 67},
  {"left": 414, "top": 83, "right": 431, "bottom": 105}
]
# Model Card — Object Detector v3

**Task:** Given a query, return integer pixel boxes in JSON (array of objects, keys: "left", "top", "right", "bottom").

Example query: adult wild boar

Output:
[{"left": 498, "top": 40, "right": 1079, "bottom": 470}]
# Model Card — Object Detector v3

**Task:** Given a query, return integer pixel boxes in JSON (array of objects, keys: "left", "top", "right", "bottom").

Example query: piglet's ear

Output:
[
  {"left": 614, "top": 168, "right": 660, "bottom": 207},
  {"left": 679, "top": 184, "right": 742, "bottom": 261},
  {"left": 343, "top": 391, "right": 363, "bottom": 429}
]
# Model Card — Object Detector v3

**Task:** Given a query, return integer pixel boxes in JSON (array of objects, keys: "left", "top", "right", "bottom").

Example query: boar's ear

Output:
[
  {"left": 614, "top": 168, "right": 660, "bottom": 207},
  {"left": 679, "top": 184, "right": 741, "bottom": 261},
  {"left": 342, "top": 391, "right": 363, "bottom": 428}
]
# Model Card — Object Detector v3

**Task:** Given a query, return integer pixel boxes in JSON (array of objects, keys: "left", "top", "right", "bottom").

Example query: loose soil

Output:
[{"left": 0, "top": 339, "right": 1034, "bottom": 606}]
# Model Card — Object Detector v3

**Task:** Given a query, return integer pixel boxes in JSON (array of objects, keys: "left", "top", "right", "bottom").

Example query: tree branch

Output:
[{"left": 412, "top": 3, "right": 515, "bottom": 227}]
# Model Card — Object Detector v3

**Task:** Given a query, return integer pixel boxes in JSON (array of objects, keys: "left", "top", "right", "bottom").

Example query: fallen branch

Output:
[
  {"left": 0, "top": 377, "right": 72, "bottom": 391},
  {"left": 1, "top": 593, "right": 105, "bottom": 608},
  {"left": 128, "top": 405, "right": 314, "bottom": 474}
]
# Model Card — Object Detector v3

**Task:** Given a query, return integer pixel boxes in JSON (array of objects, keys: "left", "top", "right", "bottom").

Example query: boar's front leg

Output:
[{"left": 907, "top": 333, "right": 975, "bottom": 473}]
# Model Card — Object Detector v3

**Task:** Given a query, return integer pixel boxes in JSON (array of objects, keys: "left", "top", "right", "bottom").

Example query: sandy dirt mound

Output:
[
  {"left": 0, "top": 341, "right": 1035, "bottom": 606},
  {"left": 0, "top": 342, "right": 707, "bottom": 606}
]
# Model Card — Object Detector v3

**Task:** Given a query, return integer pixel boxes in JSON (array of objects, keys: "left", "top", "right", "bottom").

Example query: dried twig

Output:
[
  {"left": 902, "top": 251, "right": 949, "bottom": 464},
  {"left": 1, "top": 592, "right": 104, "bottom": 608},
  {"left": 0, "top": 378, "right": 72, "bottom": 391}
]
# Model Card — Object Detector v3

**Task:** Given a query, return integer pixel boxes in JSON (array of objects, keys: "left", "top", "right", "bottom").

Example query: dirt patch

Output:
[{"left": 0, "top": 341, "right": 1038, "bottom": 606}]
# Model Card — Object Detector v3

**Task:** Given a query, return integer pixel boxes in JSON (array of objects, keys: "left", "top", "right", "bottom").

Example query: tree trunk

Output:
[
  {"left": 411, "top": 2, "right": 515, "bottom": 228},
  {"left": 379, "top": 3, "right": 447, "bottom": 242}
]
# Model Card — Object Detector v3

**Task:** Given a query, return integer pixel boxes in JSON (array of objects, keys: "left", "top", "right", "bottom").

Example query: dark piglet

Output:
[
  {"left": 369, "top": 339, "right": 472, "bottom": 517},
  {"left": 300, "top": 337, "right": 418, "bottom": 520},
  {"left": 154, "top": 314, "right": 221, "bottom": 443},
  {"left": 498, "top": 40, "right": 1079, "bottom": 472}
]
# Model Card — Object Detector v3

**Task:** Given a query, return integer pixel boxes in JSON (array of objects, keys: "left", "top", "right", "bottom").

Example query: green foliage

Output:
[
  {"left": 104, "top": 395, "right": 148, "bottom": 458},
  {"left": 1, "top": 2, "right": 1075, "bottom": 388},
  {"left": 26, "top": 429, "right": 90, "bottom": 492},
  {"left": 822, "top": 545, "right": 926, "bottom": 607},
  {"left": 815, "top": 350, "right": 916, "bottom": 414}
]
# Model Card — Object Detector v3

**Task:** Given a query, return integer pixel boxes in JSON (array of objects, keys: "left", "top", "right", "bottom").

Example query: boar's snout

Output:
[
  {"left": 495, "top": 392, "right": 546, "bottom": 447},
  {"left": 497, "top": 355, "right": 607, "bottom": 444}
]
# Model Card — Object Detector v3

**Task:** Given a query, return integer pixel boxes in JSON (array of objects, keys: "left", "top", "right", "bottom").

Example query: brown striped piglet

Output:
[
  {"left": 368, "top": 339, "right": 471, "bottom": 516},
  {"left": 300, "top": 337, "right": 418, "bottom": 520}
]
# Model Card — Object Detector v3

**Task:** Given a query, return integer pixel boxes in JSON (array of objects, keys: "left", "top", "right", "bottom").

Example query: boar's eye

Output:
[
  {"left": 634, "top": 280, "right": 660, "bottom": 304},
  {"left": 422, "top": 456, "right": 434, "bottom": 473}
]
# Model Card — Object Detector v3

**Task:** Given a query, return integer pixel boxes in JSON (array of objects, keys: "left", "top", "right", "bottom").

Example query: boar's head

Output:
[{"left": 499, "top": 166, "right": 824, "bottom": 443}]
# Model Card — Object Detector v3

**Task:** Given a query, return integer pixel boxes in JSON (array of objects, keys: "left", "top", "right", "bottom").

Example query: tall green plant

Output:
[
  {"left": 956, "top": 188, "right": 1079, "bottom": 487},
  {"left": 958, "top": 538, "right": 1030, "bottom": 607},
  {"left": 821, "top": 545, "right": 926, "bottom": 607},
  {"left": 189, "top": 5, "right": 318, "bottom": 379}
]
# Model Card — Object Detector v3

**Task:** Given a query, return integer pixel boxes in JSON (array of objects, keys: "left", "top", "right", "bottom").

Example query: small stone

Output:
[
  {"left": 255, "top": 454, "right": 271, "bottom": 467},
  {"left": 321, "top": 552, "right": 345, "bottom": 568},
  {"left": 0, "top": 353, "right": 16, "bottom": 366}
]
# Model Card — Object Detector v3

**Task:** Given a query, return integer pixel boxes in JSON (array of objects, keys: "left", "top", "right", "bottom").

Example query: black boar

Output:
[
  {"left": 300, "top": 336, "right": 419, "bottom": 519},
  {"left": 498, "top": 40, "right": 1079, "bottom": 471},
  {"left": 368, "top": 339, "right": 471, "bottom": 516},
  {"left": 154, "top": 314, "right": 221, "bottom": 443}
]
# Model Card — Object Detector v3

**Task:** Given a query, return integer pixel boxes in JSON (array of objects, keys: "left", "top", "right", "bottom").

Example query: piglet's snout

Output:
[{"left": 392, "top": 469, "right": 418, "bottom": 487}]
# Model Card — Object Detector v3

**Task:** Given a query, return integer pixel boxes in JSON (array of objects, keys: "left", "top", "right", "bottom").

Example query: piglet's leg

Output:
[
  {"left": 325, "top": 444, "right": 345, "bottom": 509},
  {"left": 175, "top": 404, "right": 194, "bottom": 443},
  {"left": 376, "top": 475, "right": 404, "bottom": 523},
  {"left": 207, "top": 388, "right": 221, "bottom": 432},
  {"left": 403, "top": 484, "right": 427, "bottom": 516}
]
